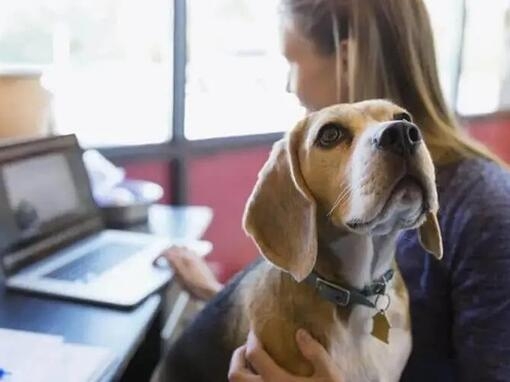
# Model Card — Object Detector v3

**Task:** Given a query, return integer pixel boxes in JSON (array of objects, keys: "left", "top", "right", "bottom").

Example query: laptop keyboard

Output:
[{"left": 44, "top": 242, "right": 145, "bottom": 282}]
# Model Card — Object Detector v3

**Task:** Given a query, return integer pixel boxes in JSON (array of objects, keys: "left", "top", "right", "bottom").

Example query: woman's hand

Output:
[
  {"left": 228, "top": 329, "right": 343, "bottom": 382},
  {"left": 161, "top": 246, "right": 223, "bottom": 301}
]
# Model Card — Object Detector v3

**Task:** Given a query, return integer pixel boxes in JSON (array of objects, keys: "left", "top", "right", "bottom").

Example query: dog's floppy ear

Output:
[
  {"left": 418, "top": 211, "right": 443, "bottom": 260},
  {"left": 243, "top": 127, "right": 317, "bottom": 282}
]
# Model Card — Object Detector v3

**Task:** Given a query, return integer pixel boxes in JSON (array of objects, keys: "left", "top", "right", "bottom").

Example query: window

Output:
[
  {"left": 184, "top": 0, "right": 488, "bottom": 141},
  {"left": 184, "top": 0, "right": 304, "bottom": 140},
  {"left": 424, "top": 0, "right": 464, "bottom": 108},
  {"left": 413, "top": 0, "right": 510, "bottom": 116},
  {"left": 0, "top": 0, "right": 173, "bottom": 147},
  {"left": 1, "top": 0, "right": 508, "bottom": 149},
  {"left": 457, "top": 0, "right": 510, "bottom": 115}
]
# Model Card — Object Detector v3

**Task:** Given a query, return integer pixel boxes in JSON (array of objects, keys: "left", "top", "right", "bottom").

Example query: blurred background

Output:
[{"left": 0, "top": 0, "right": 509, "bottom": 281}]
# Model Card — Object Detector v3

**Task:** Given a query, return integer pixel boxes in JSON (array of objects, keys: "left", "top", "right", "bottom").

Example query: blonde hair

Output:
[{"left": 282, "top": 0, "right": 499, "bottom": 165}]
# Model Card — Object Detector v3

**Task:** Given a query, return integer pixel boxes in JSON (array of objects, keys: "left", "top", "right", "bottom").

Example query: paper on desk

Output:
[
  {"left": 0, "top": 328, "right": 115, "bottom": 382},
  {"left": 0, "top": 328, "right": 63, "bottom": 382},
  {"left": 52, "top": 342, "right": 114, "bottom": 382}
]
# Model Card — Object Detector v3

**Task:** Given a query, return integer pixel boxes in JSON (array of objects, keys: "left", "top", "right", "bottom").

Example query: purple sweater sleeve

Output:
[
  {"left": 449, "top": 161, "right": 510, "bottom": 381},
  {"left": 398, "top": 158, "right": 510, "bottom": 381}
]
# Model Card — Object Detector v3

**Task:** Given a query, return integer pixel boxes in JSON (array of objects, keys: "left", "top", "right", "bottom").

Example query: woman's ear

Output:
[
  {"left": 418, "top": 212, "right": 443, "bottom": 260},
  {"left": 243, "top": 126, "right": 317, "bottom": 282}
]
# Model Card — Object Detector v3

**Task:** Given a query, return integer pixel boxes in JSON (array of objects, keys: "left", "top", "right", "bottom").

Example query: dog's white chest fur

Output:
[{"left": 328, "top": 298, "right": 411, "bottom": 382}]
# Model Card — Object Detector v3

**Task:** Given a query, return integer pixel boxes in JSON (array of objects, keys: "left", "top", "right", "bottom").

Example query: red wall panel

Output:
[
  {"left": 189, "top": 147, "right": 271, "bottom": 282},
  {"left": 124, "top": 161, "right": 171, "bottom": 204},
  {"left": 465, "top": 116, "right": 510, "bottom": 163}
]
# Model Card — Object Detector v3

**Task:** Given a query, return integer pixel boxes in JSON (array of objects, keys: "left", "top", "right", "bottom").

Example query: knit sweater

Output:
[{"left": 398, "top": 158, "right": 510, "bottom": 381}]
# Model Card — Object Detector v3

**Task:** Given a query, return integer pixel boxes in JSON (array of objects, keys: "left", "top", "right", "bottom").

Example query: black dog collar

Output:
[{"left": 304, "top": 269, "right": 394, "bottom": 309}]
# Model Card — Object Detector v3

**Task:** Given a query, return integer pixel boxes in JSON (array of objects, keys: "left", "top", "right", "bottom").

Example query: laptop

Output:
[{"left": 0, "top": 135, "right": 211, "bottom": 307}]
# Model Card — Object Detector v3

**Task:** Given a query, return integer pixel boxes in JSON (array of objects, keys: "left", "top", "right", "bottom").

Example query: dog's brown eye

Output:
[
  {"left": 317, "top": 124, "right": 344, "bottom": 148},
  {"left": 393, "top": 112, "right": 412, "bottom": 122}
]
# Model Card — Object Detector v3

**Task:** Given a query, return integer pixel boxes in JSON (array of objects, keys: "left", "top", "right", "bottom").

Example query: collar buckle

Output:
[
  {"left": 372, "top": 281, "right": 387, "bottom": 295},
  {"left": 315, "top": 277, "right": 351, "bottom": 306}
]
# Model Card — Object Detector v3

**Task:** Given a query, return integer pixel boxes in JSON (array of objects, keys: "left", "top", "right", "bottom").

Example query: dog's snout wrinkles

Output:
[{"left": 375, "top": 121, "right": 422, "bottom": 156}]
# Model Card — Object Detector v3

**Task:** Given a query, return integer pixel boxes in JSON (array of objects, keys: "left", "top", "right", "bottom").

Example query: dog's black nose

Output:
[{"left": 374, "top": 121, "right": 422, "bottom": 156}]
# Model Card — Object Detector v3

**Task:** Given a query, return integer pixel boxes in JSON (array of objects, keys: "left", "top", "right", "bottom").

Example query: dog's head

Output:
[{"left": 243, "top": 100, "right": 442, "bottom": 282}]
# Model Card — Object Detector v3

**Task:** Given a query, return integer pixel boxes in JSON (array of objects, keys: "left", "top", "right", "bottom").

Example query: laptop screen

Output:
[
  {"left": 0, "top": 135, "right": 101, "bottom": 271},
  {"left": 4, "top": 153, "right": 84, "bottom": 238}
]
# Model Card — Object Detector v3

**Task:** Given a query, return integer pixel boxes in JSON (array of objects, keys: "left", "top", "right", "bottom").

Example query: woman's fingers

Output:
[
  {"left": 165, "top": 251, "right": 188, "bottom": 281},
  {"left": 245, "top": 331, "right": 290, "bottom": 381},
  {"left": 228, "top": 345, "right": 263, "bottom": 382},
  {"left": 162, "top": 247, "right": 184, "bottom": 269},
  {"left": 295, "top": 330, "right": 336, "bottom": 377},
  {"left": 232, "top": 330, "right": 343, "bottom": 382}
]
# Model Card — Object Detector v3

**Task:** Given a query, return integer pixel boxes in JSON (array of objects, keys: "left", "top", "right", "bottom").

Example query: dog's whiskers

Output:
[
  {"left": 327, "top": 181, "right": 347, "bottom": 214},
  {"left": 336, "top": 186, "right": 353, "bottom": 207},
  {"left": 327, "top": 183, "right": 352, "bottom": 217}
]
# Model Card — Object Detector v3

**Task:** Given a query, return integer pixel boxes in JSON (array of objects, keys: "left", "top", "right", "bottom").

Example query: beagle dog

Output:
[{"left": 161, "top": 100, "right": 442, "bottom": 382}]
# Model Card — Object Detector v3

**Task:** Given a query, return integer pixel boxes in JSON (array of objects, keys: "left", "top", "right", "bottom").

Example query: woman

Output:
[{"left": 164, "top": 0, "right": 510, "bottom": 380}]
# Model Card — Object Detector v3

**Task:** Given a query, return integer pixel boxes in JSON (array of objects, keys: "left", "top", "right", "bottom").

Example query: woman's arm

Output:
[
  {"left": 229, "top": 329, "right": 343, "bottom": 382},
  {"left": 450, "top": 191, "right": 510, "bottom": 381},
  {"left": 161, "top": 246, "right": 223, "bottom": 301}
]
